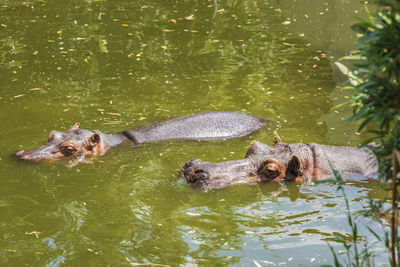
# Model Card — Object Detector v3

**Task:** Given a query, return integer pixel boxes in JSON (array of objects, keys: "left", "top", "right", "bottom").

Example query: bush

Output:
[{"left": 334, "top": 0, "right": 400, "bottom": 266}]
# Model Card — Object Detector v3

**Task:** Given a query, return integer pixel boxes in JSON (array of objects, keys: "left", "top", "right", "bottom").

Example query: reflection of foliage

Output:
[
  {"left": 0, "top": 0, "right": 331, "bottom": 103},
  {"left": 0, "top": 39, "right": 27, "bottom": 67},
  {"left": 334, "top": 0, "right": 400, "bottom": 266},
  {"left": 326, "top": 173, "right": 375, "bottom": 266}
]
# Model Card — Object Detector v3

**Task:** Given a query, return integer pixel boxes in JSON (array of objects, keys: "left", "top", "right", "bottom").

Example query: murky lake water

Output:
[{"left": 0, "top": 0, "right": 390, "bottom": 265}]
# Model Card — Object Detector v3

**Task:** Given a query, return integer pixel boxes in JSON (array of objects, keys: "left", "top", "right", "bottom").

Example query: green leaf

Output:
[
  {"left": 335, "top": 62, "right": 350, "bottom": 75},
  {"left": 332, "top": 169, "right": 343, "bottom": 183},
  {"left": 339, "top": 55, "right": 365, "bottom": 61},
  {"left": 351, "top": 22, "right": 373, "bottom": 34},
  {"left": 364, "top": 5, "right": 375, "bottom": 24},
  {"left": 328, "top": 243, "right": 341, "bottom": 267},
  {"left": 353, "top": 223, "right": 358, "bottom": 240},
  {"left": 367, "top": 227, "right": 382, "bottom": 241},
  {"left": 358, "top": 112, "right": 380, "bottom": 132},
  {"left": 347, "top": 101, "right": 375, "bottom": 122},
  {"left": 342, "top": 86, "right": 356, "bottom": 90}
]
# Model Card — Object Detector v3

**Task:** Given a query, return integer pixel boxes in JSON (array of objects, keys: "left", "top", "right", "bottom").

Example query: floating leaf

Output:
[
  {"left": 185, "top": 15, "right": 194, "bottom": 20},
  {"left": 13, "top": 94, "right": 25, "bottom": 98},
  {"left": 25, "top": 231, "right": 41, "bottom": 238}
]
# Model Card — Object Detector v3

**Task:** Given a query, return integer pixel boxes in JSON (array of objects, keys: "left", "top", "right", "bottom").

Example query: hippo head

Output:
[
  {"left": 15, "top": 123, "right": 113, "bottom": 161},
  {"left": 181, "top": 132, "right": 304, "bottom": 190}
]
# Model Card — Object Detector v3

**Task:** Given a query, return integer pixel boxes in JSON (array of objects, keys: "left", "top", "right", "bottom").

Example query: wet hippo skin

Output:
[
  {"left": 182, "top": 131, "right": 378, "bottom": 190},
  {"left": 15, "top": 112, "right": 265, "bottom": 161}
]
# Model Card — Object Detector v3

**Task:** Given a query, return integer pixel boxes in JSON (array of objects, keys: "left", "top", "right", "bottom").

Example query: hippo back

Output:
[
  {"left": 307, "top": 143, "right": 378, "bottom": 179},
  {"left": 122, "top": 112, "right": 265, "bottom": 144}
]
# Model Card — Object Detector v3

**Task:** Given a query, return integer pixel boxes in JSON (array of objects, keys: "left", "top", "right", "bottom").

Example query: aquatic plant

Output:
[{"left": 334, "top": 0, "right": 400, "bottom": 266}]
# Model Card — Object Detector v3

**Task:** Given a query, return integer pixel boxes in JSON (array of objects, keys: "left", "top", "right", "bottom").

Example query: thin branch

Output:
[{"left": 391, "top": 147, "right": 399, "bottom": 267}]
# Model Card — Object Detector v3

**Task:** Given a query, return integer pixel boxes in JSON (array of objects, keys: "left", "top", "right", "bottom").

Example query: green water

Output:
[{"left": 0, "top": 0, "right": 389, "bottom": 266}]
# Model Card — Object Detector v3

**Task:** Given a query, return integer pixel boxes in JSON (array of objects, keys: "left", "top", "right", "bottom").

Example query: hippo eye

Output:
[
  {"left": 263, "top": 168, "right": 280, "bottom": 179},
  {"left": 257, "top": 159, "right": 280, "bottom": 180},
  {"left": 60, "top": 145, "right": 77, "bottom": 156}
]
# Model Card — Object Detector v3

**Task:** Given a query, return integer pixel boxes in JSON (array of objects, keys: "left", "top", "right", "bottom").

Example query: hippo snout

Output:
[
  {"left": 15, "top": 146, "right": 54, "bottom": 161},
  {"left": 182, "top": 159, "right": 210, "bottom": 183},
  {"left": 182, "top": 159, "right": 200, "bottom": 174},
  {"left": 188, "top": 169, "right": 210, "bottom": 182},
  {"left": 16, "top": 150, "right": 40, "bottom": 161},
  {"left": 15, "top": 150, "right": 30, "bottom": 160},
  {"left": 181, "top": 157, "right": 260, "bottom": 190}
]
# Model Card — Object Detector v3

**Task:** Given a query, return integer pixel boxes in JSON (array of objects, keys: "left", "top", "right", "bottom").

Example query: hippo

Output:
[
  {"left": 15, "top": 112, "right": 265, "bottom": 161},
  {"left": 181, "top": 131, "right": 378, "bottom": 190}
]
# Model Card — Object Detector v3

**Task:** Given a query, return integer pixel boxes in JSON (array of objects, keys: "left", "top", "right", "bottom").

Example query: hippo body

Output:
[
  {"left": 182, "top": 132, "right": 378, "bottom": 190},
  {"left": 123, "top": 112, "right": 265, "bottom": 143},
  {"left": 15, "top": 112, "right": 265, "bottom": 161}
]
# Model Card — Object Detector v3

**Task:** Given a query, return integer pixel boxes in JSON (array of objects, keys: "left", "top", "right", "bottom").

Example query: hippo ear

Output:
[
  {"left": 48, "top": 130, "right": 55, "bottom": 142},
  {"left": 287, "top": 154, "right": 303, "bottom": 178},
  {"left": 86, "top": 133, "right": 100, "bottom": 151},
  {"left": 273, "top": 130, "right": 283, "bottom": 145},
  {"left": 72, "top": 123, "right": 80, "bottom": 130},
  {"left": 48, "top": 130, "right": 63, "bottom": 142},
  {"left": 90, "top": 133, "right": 100, "bottom": 145},
  {"left": 246, "top": 141, "right": 266, "bottom": 158}
]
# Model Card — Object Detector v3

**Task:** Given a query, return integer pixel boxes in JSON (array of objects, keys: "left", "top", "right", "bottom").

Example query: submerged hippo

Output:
[
  {"left": 182, "top": 131, "right": 378, "bottom": 190},
  {"left": 15, "top": 112, "right": 265, "bottom": 161}
]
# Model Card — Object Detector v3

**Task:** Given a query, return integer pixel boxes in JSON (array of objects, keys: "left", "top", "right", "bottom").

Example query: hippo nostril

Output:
[
  {"left": 15, "top": 151, "right": 34, "bottom": 160},
  {"left": 182, "top": 159, "right": 200, "bottom": 175},
  {"left": 15, "top": 150, "right": 25, "bottom": 158},
  {"left": 190, "top": 169, "right": 209, "bottom": 182},
  {"left": 182, "top": 159, "right": 209, "bottom": 183}
]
